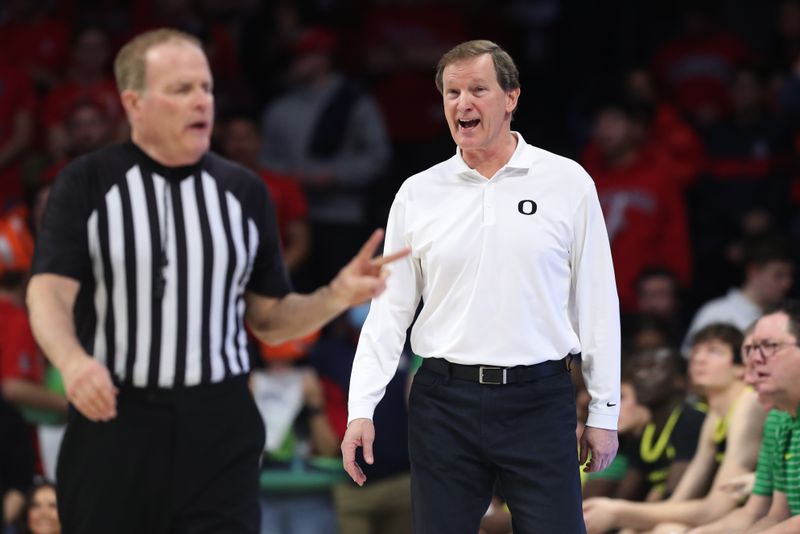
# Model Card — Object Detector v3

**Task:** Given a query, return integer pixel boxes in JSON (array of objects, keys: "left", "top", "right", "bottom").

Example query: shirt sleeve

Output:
[
  {"left": 32, "top": 161, "right": 93, "bottom": 280},
  {"left": 245, "top": 180, "right": 292, "bottom": 297},
  {"left": 347, "top": 190, "right": 422, "bottom": 423},
  {"left": 570, "top": 182, "right": 621, "bottom": 430}
]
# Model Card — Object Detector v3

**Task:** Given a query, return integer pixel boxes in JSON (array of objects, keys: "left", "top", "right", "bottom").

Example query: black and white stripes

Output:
[{"left": 86, "top": 165, "right": 260, "bottom": 388}]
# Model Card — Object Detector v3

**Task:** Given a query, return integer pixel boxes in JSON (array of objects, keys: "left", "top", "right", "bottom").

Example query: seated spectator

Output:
[
  {"left": 606, "top": 349, "right": 704, "bottom": 503},
  {"left": 623, "top": 314, "right": 680, "bottom": 353},
  {"left": 583, "top": 369, "right": 653, "bottom": 500},
  {"left": 688, "top": 325, "right": 778, "bottom": 533},
  {"left": 683, "top": 237, "right": 794, "bottom": 355},
  {"left": 583, "top": 324, "right": 766, "bottom": 533},
  {"left": 17, "top": 479, "right": 59, "bottom": 534},
  {"left": 740, "top": 300, "right": 800, "bottom": 532},
  {"left": 220, "top": 115, "right": 311, "bottom": 276},
  {"left": 0, "top": 395, "right": 35, "bottom": 531}
]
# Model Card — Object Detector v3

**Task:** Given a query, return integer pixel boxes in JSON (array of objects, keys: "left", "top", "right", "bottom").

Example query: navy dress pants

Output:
[{"left": 408, "top": 364, "right": 586, "bottom": 534}]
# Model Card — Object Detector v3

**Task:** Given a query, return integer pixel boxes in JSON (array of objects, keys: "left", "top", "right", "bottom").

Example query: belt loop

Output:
[
  {"left": 566, "top": 355, "right": 573, "bottom": 373},
  {"left": 444, "top": 360, "right": 452, "bottom": 384}
]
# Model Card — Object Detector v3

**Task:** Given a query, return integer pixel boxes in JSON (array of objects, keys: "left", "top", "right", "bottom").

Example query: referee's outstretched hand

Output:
[
  {"left": 329, "top": 229, "right": 410, "bottom": 307},
  {"left": 341, "top": 417, "right": 375, "bottom": 486},
  {"left": 62, "top": 352, "right": 118, "bottom": 422}
]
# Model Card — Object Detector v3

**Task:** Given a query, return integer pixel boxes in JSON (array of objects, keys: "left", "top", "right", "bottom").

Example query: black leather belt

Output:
[{"left": 420, "top": 357, "right": 569, "bottom": 385}]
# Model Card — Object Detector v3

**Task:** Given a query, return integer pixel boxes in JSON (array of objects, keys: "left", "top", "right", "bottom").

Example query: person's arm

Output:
[
  {"left": 246, "top": 229, "right": 408, "bottom": 345},
  {"left": 663, "top": 460, "right": 693, "bottom": 497},
  {"left": 341, "top": 190, "right": 423, "bottom": 485},
  {"left": 669, "top": 415, "right": 720, "bottom": 501},
  {"left": 687, "top": 494, "right": 771, "bottom": 534},
  {"left": 757, "top": 515, "right": 800, "bottom": 534},
  {"left": 26, "top": 274, "right": 117, "bottom": 421},
  {"left": 0, "top": 379, "right": 67, "bottom": 413},
  {"left": 746, "top": 491, "right": 791, "bottom": 533},
  {"left": 570, "top": 180, "right": 621, "bottom": 471}
]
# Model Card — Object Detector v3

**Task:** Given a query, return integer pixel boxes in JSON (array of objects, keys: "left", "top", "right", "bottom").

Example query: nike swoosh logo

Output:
[
  {"left": 786, "top": 453, "right": 794, "bottom": 460},
  {"left": 607, "top": 402, "right": 617, "bottom": 407}
]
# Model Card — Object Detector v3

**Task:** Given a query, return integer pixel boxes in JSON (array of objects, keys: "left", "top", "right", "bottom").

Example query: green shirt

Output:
[
  {"left": 752, "top": 410, "right": 783, "bottom": 496},
  {"left": 768, "top": 409, "right": 800, "bottom": 515}
]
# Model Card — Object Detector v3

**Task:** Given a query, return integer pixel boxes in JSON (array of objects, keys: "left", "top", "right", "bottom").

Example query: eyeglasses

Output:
[{"left": 743, "top": 341, "right": 800, "bottom": 361}]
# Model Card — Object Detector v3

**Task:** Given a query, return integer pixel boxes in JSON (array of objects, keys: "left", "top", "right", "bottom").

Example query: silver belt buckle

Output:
[{"left": 479, "top": 366, "right": 507, "bottom": 385}]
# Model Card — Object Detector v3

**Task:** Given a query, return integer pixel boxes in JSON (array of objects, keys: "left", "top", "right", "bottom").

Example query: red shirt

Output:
[
  {"left": 260, "top": 170, "right": 308, "bottom": 245},
  {"left": 0, "top": 18, "right": 70, "bottom": 78},
  {"left": 583, "top": 147, "right": 692, "bottom": 312},
  {"left": 0, "top": 299, "right": 43, "bottom": 384}
]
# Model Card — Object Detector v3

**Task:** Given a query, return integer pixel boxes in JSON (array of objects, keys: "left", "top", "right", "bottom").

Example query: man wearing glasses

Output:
[{"left": 741, "top": 300, "right": 800, "bottom": 533}]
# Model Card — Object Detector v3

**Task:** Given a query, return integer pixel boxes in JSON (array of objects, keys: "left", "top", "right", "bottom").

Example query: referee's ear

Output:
[{"left": 120, "top": 89, "right": 142, "bottom": 123}]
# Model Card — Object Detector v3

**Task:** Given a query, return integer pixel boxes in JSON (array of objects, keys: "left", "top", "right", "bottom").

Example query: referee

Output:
[{"left": 26, "top": 29, "right": 406, "bottom": 534}]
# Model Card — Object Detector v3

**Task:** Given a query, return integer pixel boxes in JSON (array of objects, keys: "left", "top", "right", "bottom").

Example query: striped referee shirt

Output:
[{"left": 33, "top": 141, "right": 291, "bottom": 389}]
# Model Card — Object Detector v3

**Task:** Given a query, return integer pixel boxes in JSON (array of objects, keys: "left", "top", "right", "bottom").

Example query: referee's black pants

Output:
[
  {"left": 408, "top": 362, "right": 586, "bottom": 534},
  {"left": 56, "top": 375, "right": 265, "bottom": 534}
]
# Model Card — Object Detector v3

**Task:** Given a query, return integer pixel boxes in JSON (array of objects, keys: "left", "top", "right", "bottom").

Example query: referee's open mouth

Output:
[{"left": 187, "top": 121, "right": 210, "bottom": 132}]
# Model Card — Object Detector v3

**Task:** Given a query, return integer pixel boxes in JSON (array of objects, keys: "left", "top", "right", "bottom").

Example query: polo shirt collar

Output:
[{"left": 452, "top": 131, "right": 535, "bottom": 183}]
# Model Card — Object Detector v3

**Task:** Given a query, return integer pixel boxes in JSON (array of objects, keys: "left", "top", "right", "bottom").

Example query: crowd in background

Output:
[{"left": 1, "top": 0, "right": 799, "bottom": 533}]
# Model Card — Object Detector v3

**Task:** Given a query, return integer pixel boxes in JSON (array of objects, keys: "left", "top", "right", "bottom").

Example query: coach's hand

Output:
[
  {"left": 62, "top": 352, "right": 118, "bottom": 422},
  {"left": 341, "top": 418, "right": 375, "bottom": 486},
  {"left": 579, "top": 426, "right": 618, "bottom": 473},
  {"left": 330, "top": 229, "right": 410, "bottom": 307}
]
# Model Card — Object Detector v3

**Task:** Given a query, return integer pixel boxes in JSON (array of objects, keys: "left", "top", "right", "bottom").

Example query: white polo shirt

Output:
[{"left": 349, "top": 133, "right": 620, "bottom": 430}]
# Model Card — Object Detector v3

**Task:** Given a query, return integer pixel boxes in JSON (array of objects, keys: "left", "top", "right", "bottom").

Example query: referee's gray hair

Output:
[
  {"left": 114, "top": 28, "right": 203, "bottom": 92},
  {"left": 434, "top": 40, "right": 520, "bottom": 95}
]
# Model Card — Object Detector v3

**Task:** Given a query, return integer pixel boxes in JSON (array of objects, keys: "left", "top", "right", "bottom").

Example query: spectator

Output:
[
  {"left": 583, "top": 367, "right": 653, "bottom": 500},
  {"left": 220, "top": 116, "right": 311, "bottom": 276},
  {"left": 687, "top": 325, "right": 778, "bottom": 533},
  {"left": 683, "top": 237, "right": 794, "bottom": 355},
  {"left": 583, "top": 99, "right": 692, "bottom": 312},
  {"left": 602, "top": 349, "right": 703, "bottom": 503},
  {"left": 624, "top": 67, "right": 705, "bottom": 191},
  {"left": 742, "top": 300, "right": 800, "bottom": 532},
  {"left": 584, "top": 323, "right": 766, "bottom": 533},
  {"left": 260, "top": 27, "right": 390, "bottom": 289},
  {"left": 634, "top": 267, "right": 687, "bottom": 342},
  {"left": 17, "top": 479, "right": 59, "bottom": 534}
]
